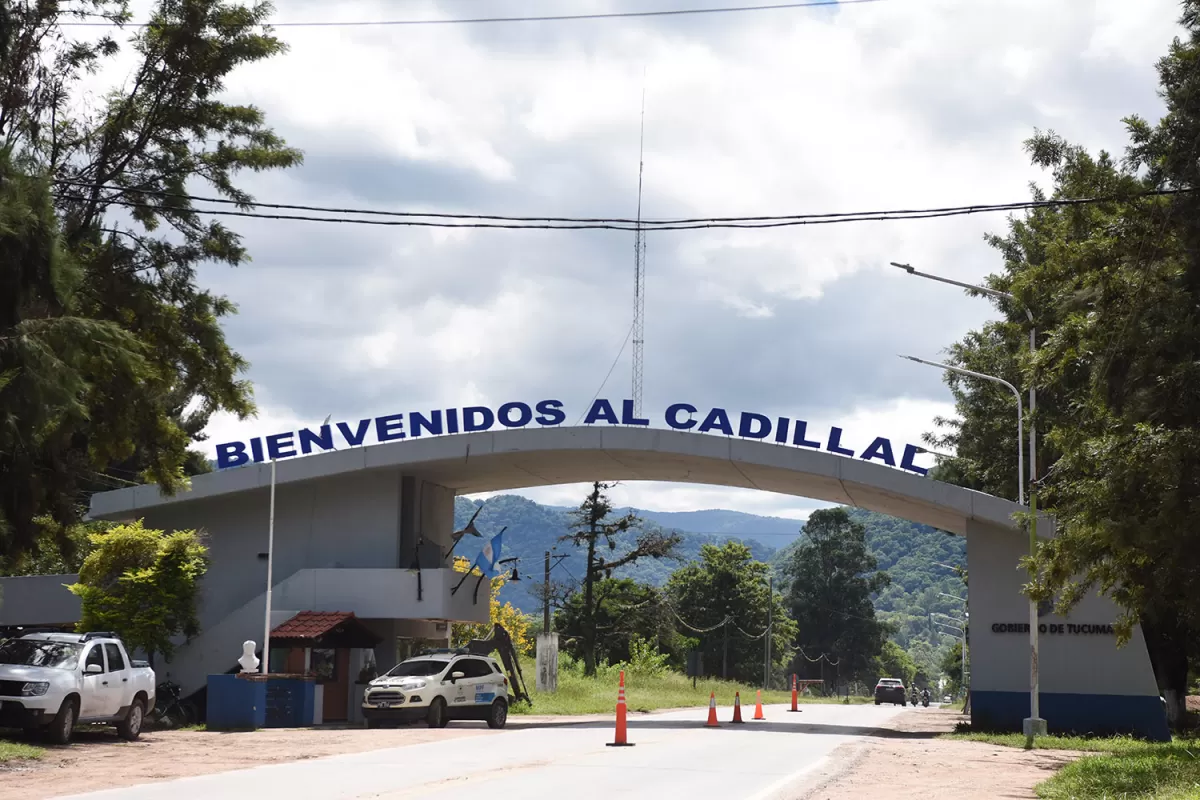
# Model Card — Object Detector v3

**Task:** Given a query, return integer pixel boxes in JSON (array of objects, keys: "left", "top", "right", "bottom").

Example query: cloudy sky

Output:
[{"left": 99, "top": 0, "right": 1183, "bottom": 519}]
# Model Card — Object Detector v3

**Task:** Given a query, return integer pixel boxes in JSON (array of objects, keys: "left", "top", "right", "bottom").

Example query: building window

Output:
[
  {"left": 268, "top": 648, "right": 289, "bottom": 673},
  {"left": 311, "top": 648, "right": 337, "bottom": 681}
]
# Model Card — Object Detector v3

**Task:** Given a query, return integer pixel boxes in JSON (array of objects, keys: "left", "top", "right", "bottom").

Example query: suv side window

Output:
[
  {"left": 456, "top": 658, "right": 492, "bottom": 679},
  {"left": 104, "top": 643, "right": 126, "bottom": 671},
  {"left": 84, "top": 645, "right": 106, "bottom": 672}
]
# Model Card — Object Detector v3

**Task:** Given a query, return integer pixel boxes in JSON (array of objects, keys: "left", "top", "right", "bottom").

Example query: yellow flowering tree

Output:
[{"left": 450, "top": 556, "right": 532, "bottom": 655}]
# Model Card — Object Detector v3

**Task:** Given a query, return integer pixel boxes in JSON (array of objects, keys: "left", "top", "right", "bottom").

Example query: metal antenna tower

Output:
[{"left": 632, "top": 84, "right": 647, "bottom": 418}]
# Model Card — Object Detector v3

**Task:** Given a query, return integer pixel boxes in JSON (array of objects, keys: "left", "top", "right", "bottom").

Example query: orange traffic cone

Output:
[
  {"left": 731, "top": 691, "right": 745, "bottom": 723},
  {"left": 789, "top": 674, "right": 801, "bottom": 713},
  {"left": 753, "top": 689, "right": 766, "bottom": 720},
  {"left": 705, "top": 691, "right": 720, "bottom": 727},
  {"left": 607, "top": 670, "right": 635, "bottom": 747}
]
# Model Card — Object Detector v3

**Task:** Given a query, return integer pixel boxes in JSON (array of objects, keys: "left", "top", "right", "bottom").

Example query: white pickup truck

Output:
[{"left": 0, "top": 631, "right": 156, "bottom": 743}]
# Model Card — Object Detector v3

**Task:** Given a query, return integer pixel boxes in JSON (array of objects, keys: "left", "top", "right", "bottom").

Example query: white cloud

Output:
[{"left": 161, "top": 0, "right": 1185, "bottom": 517}]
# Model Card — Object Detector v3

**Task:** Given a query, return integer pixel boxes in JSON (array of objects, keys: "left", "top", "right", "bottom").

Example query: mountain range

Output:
[{"left": 452, "top": 494, "right": 968, "bottom": 657}]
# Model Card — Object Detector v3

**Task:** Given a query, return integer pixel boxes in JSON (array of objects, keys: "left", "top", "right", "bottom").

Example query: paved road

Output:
[{"left": 58, "top": 703, "right": 906, "bottom": 800}]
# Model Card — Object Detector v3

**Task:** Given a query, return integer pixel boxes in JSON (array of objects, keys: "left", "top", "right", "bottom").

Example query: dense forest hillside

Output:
[{"left": 453, "top": 495, "right": 967, "bottom": 673}]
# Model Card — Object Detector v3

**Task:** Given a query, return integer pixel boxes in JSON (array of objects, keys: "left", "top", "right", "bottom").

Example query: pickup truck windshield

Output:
[
  {"left": 384, "top": 660, "right": 448, "bottom": 677},
  {"left": 0, "top": 640, "right": 83, "bottom": 669}
]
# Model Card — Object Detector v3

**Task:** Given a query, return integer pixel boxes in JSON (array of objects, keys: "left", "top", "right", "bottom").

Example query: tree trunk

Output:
[
  {"left": 1141, "top": 607, "right": 1189, "bottom": 730},
  {"left": 582, "top": 527, "right": 597, "bottom": 677}
]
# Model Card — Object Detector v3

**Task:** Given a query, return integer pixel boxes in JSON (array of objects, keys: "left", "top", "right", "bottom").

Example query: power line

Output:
[
  {"left": 58, "top": 178, "right": 1198, "bottom": 225},
  {"left": 60, "top": 1, "right": 887, "bottom": 29},
  {"left": 574, "top": 320, "right": 636, "bottom": 426},
  {"left": 49, "top": 187, "right": 1199, "bottom": 233}
]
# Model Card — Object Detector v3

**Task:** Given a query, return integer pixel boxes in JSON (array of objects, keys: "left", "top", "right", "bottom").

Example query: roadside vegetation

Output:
[
  {"left": 943, "top": 731, "right": 1200, "bottom": 799},
  {"left": 0, "top": 739, "right": 45, "bottom": 764},
  {"left": 511, "top": 649, "right": 870, "bottom": 716}
]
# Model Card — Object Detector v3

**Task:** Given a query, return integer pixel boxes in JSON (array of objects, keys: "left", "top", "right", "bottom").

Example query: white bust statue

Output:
[{"left": 238, "top": 640, "right": 260, "bottom": 673}]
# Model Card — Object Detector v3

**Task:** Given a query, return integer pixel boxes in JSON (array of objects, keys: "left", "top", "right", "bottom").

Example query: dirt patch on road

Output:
[
  {"left": 794, "top": 708, "right": 1080, "bottom": 800},
  {"left": 0, "top": 724, "right": 493, "bottom": 800}
]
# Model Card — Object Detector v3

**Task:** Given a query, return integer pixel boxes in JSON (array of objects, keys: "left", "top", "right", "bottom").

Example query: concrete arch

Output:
[
  {"left": 85, "top": 424, "right": 1167, "bottom": 740},
  {"left": 90, "top": 426, "right": 1022, "bottom": 536}
]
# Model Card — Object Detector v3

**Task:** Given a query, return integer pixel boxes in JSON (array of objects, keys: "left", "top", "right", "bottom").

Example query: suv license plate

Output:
[{"left": 377, "top": 702, "right": 391, "bottom": 709}]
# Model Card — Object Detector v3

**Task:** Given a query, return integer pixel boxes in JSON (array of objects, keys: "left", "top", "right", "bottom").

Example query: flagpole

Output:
[{"left": 261, "top": 458, "right": 276, "bottom": 673}]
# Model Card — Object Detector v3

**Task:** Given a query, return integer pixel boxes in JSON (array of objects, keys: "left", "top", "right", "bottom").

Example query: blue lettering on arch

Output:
[
  {"left": 411, "top": 411, "right": 443, "bottom": 437},
  {"left": 338, "top": 419, "right": 372, "bottom": 447},
  {"left": 859, "top": 436, "right": 896, "bottom": 467},
  {"left": 698, "top": 408, "right": 734, "bottom": 436},
  {"left": 498, "top": 402, "right": 533, "bottom": 428},
  {"left": 738, "top": 412, "right": 772, "bottom": 439},
  {"left": 666, "top": 403, "right": 697, "bottom": 429},
  {"left": 216, "top": 441, "right": 248, "bottom": 469},
  {"left": 900, "top": 444, "right": 930, "bottom": 476},
  {"left": 826, "top": 427, "right": 855, "bottom": 457},
  {"left": 464, "top": 407, "right": 495, "bottom": 432},
  {"left": 298, "top": 425, "right": 334, "bottom": 454},
  {"left": 534, "top": 400, "right": 566, "bottom": 426},
  {"left": 584, "top": 399, "right": 620, "bottom": 425},
  {"left": 266, "top": 432, "right": 297, "bottom": 460}
]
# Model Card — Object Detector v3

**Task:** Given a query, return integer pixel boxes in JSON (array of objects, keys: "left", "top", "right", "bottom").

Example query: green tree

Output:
[
  {"left": 874, "top": 640, "right": 917, "bottom": 687},
  {"left": 554, "top": 577, "right": 679, "bottom": 667},
  {"left": 925, "top": 3, "right": 1200, "bottom": 725},
  {"left": 561, "top": 482, "right": 680, "bottom": 676},
  {"left": 67, "top": 521, "right": 208, "bottom": 663},
  {"left": 667, "top": 540, "right": 796, "bottom": 684},
  {"left": 786, "top": 509, "right": 891, "bottom": 686},
  {"left": 939, "top": 640, "right": 967, "bottom": 698},
  {"left": 0, "top": 0, "right": 301, "bottom": 563}
]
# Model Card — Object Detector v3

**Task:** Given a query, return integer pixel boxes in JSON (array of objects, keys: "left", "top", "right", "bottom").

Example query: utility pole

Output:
[
  {"left": 631, "top": 83, "right": 647, "bottom": 417},
  {"left": 722, "top": 618, "right": 729, "bottom": 680},
  {"left": 764, "top": 576, "right": 773, "bottom": 689},
  {"left": 543, "top": 551, "right": 551, "bottom": 636}
]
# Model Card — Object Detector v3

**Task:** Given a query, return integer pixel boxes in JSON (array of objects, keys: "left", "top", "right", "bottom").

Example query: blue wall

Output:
[
  {"left": 972, "top": 691, "right": 1170, "bottom": 741},
  {"left": 207, "top": 674, "right": 267, "bottom": 730}
]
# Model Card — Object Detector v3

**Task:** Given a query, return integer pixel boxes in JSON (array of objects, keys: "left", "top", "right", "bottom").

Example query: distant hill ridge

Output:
[{"left": 452, "top": 494, "right": 967, "bottom": 657}]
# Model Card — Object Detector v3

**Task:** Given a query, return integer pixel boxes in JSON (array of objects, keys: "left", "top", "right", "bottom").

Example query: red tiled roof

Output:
[{"left": 271, "top": 611, "right": 357, "bottom": 639}]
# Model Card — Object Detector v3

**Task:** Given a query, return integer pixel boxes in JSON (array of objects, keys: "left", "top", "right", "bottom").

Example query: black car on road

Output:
[{"left": 874, "top": 677, "right": 907, "bottom": 706}]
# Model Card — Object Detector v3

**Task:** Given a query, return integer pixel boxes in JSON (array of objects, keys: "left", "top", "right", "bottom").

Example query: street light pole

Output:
[
  {"left": 899, "top": 355, "right": 1023, "bottom": 504},
  {"left": 764, "top": 575, "right": 773, "bottom": 689},
  {"left": 893, "top": 262, "right": 1045, "bottom": 741}
]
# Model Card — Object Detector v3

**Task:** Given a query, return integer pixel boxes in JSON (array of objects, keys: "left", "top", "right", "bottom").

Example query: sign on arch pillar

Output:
[{"left": 964, "top": 517, "right": 1167, "bottom": 740}]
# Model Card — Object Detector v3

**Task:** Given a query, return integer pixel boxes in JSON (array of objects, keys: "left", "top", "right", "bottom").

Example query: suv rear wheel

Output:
[
  {"left": 487, "top": 698, "right": 508, "bottom": 729},
  {"left": 117, "top": 698, "right": 145, "bottom": 741}
]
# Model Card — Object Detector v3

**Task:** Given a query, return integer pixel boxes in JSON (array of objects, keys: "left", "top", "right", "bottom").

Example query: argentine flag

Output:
[{"left": 472, "top": 530, "right": 504, "bottom": 577}]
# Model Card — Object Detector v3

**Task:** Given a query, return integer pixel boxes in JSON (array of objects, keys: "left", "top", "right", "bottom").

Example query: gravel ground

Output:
[{"left": 791, "top": 707, "right": 1082, "bottom": 800}]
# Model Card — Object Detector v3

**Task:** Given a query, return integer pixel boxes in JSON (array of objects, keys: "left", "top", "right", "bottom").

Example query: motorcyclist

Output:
[
  {"left": 920, "top": 688, "right": 931, "bottom": 707},
  {"left": 910, "top": 687, "right": 920, "bottom": 706}
]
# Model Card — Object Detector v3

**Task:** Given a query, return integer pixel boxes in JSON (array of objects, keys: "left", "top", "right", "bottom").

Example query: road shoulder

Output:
[{"left": 790, "top": 707, "right": 1082, "bottom": 800}]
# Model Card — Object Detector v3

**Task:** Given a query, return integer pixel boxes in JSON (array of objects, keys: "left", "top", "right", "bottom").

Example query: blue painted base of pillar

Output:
[{"left": 971, "top": 690, "right": 1169, "bottom": 741}]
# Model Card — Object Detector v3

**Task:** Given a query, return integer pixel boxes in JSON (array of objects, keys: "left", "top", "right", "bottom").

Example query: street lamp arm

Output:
[
  {"left": 898, "top": 354, "right": 1024, "bottom": 506},
  {"left": 898, "top": 355, "right": 1021, "bottom": 401}
]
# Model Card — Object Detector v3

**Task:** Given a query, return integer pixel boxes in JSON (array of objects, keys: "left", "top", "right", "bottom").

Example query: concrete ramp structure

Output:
[{"left": 4, "top": 426, "right": 1168, "bottom": 738}]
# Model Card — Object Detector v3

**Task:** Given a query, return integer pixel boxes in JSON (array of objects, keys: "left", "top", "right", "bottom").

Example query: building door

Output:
[{"left": 312, "top": 647, "right": 350, "bottom": 721}]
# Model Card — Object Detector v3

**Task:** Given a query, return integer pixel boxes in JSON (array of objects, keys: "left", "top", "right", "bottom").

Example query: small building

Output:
[{"left": 0, "top": 468, "right": 492, "bottom": 707}]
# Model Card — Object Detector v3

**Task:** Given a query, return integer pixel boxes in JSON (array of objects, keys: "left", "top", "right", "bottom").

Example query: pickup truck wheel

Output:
[
  {"left": 426, "top": 698, "right": 448, "bottom": 729},
  {"left": 486, "top": 698, "right": 508, "bottom": 729},
  {"left": 47, "top": 698, "right": 77, "bottom": 745},
  {"left": 118, "top": 698, "right": 145, "bottom": 741}
]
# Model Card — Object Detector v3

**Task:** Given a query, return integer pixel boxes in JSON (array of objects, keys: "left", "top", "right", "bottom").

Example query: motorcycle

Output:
[{"left": 920, "top": 691, "right": 930, "bottom": 708}]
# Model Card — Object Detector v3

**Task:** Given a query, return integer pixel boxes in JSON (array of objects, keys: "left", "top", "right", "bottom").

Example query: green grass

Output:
[
  {"left": 942, "top": 730, "right": 1200, "bottom": 799},
  {"left": 512, "top": 664, "right": 870, "bottom": 716},
  {"left": 0, "top": 738, "right": 45, "bottom": 763}
]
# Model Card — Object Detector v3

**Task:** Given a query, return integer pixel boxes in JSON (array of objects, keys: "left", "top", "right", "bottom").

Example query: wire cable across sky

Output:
[
  {"left": 50, "top": 182, "right": 1192, "bottom": 232},
  {"left": 61, "top": 0, "right": 888, "bottom": 29}
]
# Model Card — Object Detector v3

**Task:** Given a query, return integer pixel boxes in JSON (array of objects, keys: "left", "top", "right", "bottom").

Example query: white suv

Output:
[{"left": 362, "top": 651, "right": 512, "bottom": 729}]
